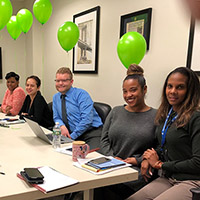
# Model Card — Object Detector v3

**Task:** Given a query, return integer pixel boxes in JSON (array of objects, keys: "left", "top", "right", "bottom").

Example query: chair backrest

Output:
[
  {"left": 94, "top": 102, "right": 112, "bottom": 124},
  {"left": 48, "top": 102, "right": 53, "bottom": 116},
  {"left": 48, "top": 101, "right": 111, "bottom": 124}
]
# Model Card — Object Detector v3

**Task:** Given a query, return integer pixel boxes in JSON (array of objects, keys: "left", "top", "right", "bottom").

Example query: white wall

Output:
[
  {"left": 0, "top": 1, "right": 27, "bottom": 101},
  {"left": 0, "top": 0, "right": 190, "bottom": 108}
]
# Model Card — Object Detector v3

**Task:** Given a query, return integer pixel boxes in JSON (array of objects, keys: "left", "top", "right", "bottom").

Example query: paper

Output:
[
  {"left": 74, "top": 156, "right": 131, "bottom": 175},
  {"left": 0, "top": 119, "right": 25, "bottom": 125},
  {"left": 55, "top": 145, "right": 73, "bottom": 155}
]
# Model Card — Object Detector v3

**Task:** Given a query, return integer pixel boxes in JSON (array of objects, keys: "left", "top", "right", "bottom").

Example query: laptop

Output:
[{"left": 25, "top": 117, "right": 73, "bottom": 144}]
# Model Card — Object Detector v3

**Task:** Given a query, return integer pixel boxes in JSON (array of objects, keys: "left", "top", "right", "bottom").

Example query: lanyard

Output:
[{"left": 161, "top": 107, "right": 178, "bottom": 149}]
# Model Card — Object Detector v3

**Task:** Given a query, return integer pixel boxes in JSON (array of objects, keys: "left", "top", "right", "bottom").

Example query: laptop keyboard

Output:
[
  {"left": 46, "top": 134, "right": 72, "bottom": 143},
  {"left": 46, "top": 134, "right": 53, "bottom": 141}
]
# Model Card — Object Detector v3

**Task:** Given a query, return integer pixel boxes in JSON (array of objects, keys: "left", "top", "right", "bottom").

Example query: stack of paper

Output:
[
  {"left": 74, "top": 156, "right": 131, "bottom": 175},
  {"left": 0, "top": 118, "right": 25, "bottom": 125},
  {"left": 17, "top": 166, "right": 78, "bottom": 193}
]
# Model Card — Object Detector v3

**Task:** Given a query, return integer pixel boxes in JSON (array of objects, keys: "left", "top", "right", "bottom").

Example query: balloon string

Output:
[
  {"left": 42, "top": 24, "right": 44, "bottom": 94},
  {"left": 24, "top": 34, "right": 26, "bottom": 74},
  {"left": 66, "top": 51, "right": 70, "bottom": 68},
  {"left": 15, "top": 41, "right": 18, "bottom": 73},
  {"left": 0, "top": 32, "right": 2, "bottom": 41}
]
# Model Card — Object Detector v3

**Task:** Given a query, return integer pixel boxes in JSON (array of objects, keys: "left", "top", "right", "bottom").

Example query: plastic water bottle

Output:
[{"left": 52, "top": 122, "right": 61, "bottom": 149}]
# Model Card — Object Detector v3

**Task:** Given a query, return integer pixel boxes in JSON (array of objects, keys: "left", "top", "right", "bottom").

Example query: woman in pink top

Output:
[{"left": 0, "top": 72, "right": 26, "bottom": 116}]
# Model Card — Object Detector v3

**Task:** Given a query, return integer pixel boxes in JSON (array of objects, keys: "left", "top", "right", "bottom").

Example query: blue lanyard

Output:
[{"left": 161, "top": 107, "right": 178, "bottom": 149}]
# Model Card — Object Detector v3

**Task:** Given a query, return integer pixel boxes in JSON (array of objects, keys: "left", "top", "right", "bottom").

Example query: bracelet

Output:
[{"left": 154, "top": 160, "right": 163, "bottom": 169}]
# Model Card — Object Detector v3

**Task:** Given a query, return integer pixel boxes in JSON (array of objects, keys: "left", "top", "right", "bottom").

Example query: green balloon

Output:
[
  {"left": 57, "top": 21, "right": 79, "bottom": 52},
  {"left": 0, "top": 0, "right": 13, "bottom": 30},
  {"left": 7, "top": 16, "right": 22, "bottom": 40},
  {"left": 33, "top": 0, "right": 53, "bottom": 25},
  {"left": 16, "top": 9, "right": 33, "bottom": 33},
  {"left": 117, "top": 32, "right": 147, "bottom": 69}
]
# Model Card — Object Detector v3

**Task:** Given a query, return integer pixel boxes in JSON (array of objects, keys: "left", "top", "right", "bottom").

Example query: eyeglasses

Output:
[{"left": 54, "top": 79, "right": 72, "bottom": 83}]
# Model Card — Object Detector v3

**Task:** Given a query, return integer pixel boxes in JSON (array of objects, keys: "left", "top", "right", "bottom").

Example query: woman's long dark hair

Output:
[{"left": 155, "top": 67, "right": 200, "bottom": 127}]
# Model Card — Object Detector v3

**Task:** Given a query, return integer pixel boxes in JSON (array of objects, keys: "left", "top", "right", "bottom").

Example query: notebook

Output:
[
  {"left": 17, "top": 166, "right": 78, "bottom": 193},
  {"left": 25, "top": 117, "right": 73, "bottom": 144}
]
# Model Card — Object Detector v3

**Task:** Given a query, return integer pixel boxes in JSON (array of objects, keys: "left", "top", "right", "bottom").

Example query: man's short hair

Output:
[{"left": 56, "top": 67, "right": 73, "bottom": 80}]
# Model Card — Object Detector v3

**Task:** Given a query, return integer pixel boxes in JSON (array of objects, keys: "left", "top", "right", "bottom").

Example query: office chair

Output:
[
  {"left": 48, "top": 102, "right": 53, "bottom": 115},
  {"left": 47, "top": 102, "right": 54, "bottom": 130},
  {"left": 191, "top": 188, "right": 200, "bottom": 200},
  {"left": 93, "top": 102, "right": 112, "bottom": 123},
  {"left": 48, "top": 101, "right": 112, "bottom": 124}
]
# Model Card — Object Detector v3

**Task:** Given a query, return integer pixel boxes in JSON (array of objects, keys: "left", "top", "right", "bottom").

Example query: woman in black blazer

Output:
[{"left": 19, "top": 75, "right": 54, "bottom": 129}]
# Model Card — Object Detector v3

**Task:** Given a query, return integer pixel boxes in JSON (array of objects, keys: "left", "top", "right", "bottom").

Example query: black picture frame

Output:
[
  {"left": 0, "top": 47, "right": 2, "bottom": 79},
  {"left": 120, "top": 8, "right": 152, "bottom": 50},
  {"left": 186, "top": 17, "right": 200, "bottom": 75},
  {"left": 73, "top": 6, "right": 100, "bottom": 74}
]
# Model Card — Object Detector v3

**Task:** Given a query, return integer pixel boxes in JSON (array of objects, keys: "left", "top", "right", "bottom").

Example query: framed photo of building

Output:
[
  {"left": 120, "top": 8, "right": 152, "bottom": 50},
  {"left": 73, "top": 6, "right": 100, "bottom": 74},
  {"left": 186, "top": 18, "right": 200, "bottom": 75}
]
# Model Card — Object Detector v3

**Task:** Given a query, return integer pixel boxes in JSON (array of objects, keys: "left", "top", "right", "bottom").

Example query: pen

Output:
[
  {"left": 0, "top": 118, "right": 9, "bottom": 121},
  {"left": 3, "top": 118, "right": 10, "bottom": 120},
  {"left": 88, "top": 148, "right": 100, "bottom": 153},
  {"left": 0, "top": 172, "right": 5, "bottom": 175}
]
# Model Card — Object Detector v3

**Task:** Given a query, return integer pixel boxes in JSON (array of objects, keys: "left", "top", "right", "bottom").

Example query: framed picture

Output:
[
  {"left": 0, "top": 47, "right": 2, "bottom": 79},
  {"left": 186, "top": 18, "right": 200, "bottom": 75},
  {"left": 120, "top": 8, "right": 152, "bottom": 50},
  {"left": 73, "top": 6, "right": 100, "bottom": 74}
]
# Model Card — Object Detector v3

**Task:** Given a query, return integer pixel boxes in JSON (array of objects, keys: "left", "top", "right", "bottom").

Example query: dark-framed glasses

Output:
[{"left": 54, "top": 79, "right": 71, "bottom": 83}]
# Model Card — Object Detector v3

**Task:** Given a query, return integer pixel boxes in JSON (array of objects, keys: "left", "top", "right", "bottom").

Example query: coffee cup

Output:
[{"left": 72, "top": 141, "right": 90, "bottom": 162}]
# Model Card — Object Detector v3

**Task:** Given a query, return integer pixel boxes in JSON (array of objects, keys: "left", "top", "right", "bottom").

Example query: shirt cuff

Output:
[
  {"left": 135, "top": 156, "right": 143, "bottom": 166},
  {"left": 70, "top": 132, "right": 79, "bottom": 140},
  {"left": 162, "top": 161, "right": 176, "bottom": 172}
]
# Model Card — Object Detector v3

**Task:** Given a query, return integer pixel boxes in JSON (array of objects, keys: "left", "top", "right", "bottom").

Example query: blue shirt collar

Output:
[{"left": 60, "top": 86, "right": 74, "bottom": 97}]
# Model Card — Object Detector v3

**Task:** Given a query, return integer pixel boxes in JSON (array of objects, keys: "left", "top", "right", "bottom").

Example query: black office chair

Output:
[
  {"left": 48, "top": 102, "right": 53, "bottom": 115},
  {"left": 48, "top": 101, "right": 112, "bottom": 124},
  {"left": 47, "top": 102, "right": 54, "bottom": 130},
  {"left": 93, "top": 102, "right": 112, "bottom": 124},
  {"left": 191, "top": 188, "right": 200, "bottom": 200}
]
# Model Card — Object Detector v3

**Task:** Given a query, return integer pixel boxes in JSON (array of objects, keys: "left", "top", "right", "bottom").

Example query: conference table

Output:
[{"left": 0, "top": 113, "right": 138, "bottom": 200}]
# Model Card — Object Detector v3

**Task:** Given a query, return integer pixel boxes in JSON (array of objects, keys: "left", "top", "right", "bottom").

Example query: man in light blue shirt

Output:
[{"left": 53, "top": 67, "right": 103, "bottom": 149}]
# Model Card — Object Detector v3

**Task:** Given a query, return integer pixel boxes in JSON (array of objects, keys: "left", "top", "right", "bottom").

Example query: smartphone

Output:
[
  {"left": 20, "top": 171, "right": 44, "bottom": 184},
  {"left": 24, "top": 168, "right": 44, "bottom": 180},
  {"left": 89, "top": 157, "right": 111, "bottom": 165}
]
